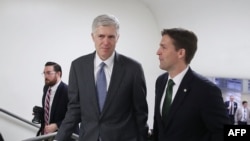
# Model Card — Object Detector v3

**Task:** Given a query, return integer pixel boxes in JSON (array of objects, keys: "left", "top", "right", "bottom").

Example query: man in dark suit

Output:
[
  {"left": 224, "top": 95, "right": 238, "bottom": 124},
  {"left": 153, "top": 28, "right": 230, "bottom": 141},
  {"left": 54, "top": 14, "right": 149, "bottom": 141},
  {"left": 37, "top": 62, "right": 79, "bottom": 137}
]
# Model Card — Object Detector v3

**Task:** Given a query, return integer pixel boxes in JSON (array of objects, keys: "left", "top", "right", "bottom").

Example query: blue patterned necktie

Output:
[
  {"left": 96, "top": 62, "right": 107, "bottom": 112},
  {"left": 162, "top": 79, "right": 175, "bottom": 126}
]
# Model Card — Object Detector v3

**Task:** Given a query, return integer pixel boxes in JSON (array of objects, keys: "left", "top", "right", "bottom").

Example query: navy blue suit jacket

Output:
[
  {"left": 37, "top": 81, "right": 70, "bottom": 135},
  {"left": 153, "top": 68, "right": 230, "bottom": 141},
  {"left": 224, "top": 101, "right": 237, "bottom": 115}
]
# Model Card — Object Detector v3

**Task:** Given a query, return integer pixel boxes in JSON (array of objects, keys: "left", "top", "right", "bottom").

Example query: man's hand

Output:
[{"left": 44, "top": 123, "right": 58, "bottom": 133}]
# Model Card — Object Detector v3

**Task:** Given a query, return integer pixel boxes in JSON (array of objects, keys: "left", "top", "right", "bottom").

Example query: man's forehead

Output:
[{"left": 44, "top": 66, "right": 54, "bottom": 70}]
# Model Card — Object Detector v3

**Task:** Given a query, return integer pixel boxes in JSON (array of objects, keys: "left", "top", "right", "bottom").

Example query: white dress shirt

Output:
[
  {"left": 160, "top": 66, "right": 189, "bottom": 116},
  {"left": 94, "top": 52, "right": 115, "bottom": 91}
]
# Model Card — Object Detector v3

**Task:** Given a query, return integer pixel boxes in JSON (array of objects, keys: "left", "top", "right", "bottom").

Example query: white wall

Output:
[
  {"left": 1, "top": 0, "right": 250, "bottom": 140},
  {"left": 142, "top": 0, "right": 250, "bottom": 79},
  {"left": 0, "top": 0, "right": 161, "bottom": 140}
]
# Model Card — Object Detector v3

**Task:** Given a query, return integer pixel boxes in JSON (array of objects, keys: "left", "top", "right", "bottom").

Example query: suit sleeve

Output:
[
  {"left": 54, "top": 84, "right": 69, "bottom": 128},
  {"left": 55, "top": 63, "right": 81, "bottom": 141},
  {"left": 200, "top": 84, "right": 230, "bottom": 141},
  {"left": 152, "top": 76, "right": 162, "bottom": 141},
  {"left": 133, "top": 64, "right": 149, "bottom": 141}
]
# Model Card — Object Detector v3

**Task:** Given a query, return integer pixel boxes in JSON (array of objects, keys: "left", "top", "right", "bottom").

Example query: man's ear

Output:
[{"left": 178, "top": 48, "right": 185, "bottom": 59}]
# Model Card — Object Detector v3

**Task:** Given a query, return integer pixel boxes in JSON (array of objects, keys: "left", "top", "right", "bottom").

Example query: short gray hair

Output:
[{"left": 92, "top": 14, "right": 120, "bottom": 34}]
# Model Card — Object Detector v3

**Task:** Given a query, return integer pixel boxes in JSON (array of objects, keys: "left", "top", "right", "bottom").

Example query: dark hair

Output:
[
  {"left": 161, "top": 28, "right": 197, "bottom": 64},
  {"left": 45, "top": 61, "right": 62, "bottom": 77},
  {"left": 242, "top": 101, "right": 248, "bottom": 105}
]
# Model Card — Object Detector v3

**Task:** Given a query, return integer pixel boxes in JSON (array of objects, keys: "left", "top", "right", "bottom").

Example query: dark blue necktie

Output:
[{"left": 96, "top": 62, "right": 107, "bottom": 112}]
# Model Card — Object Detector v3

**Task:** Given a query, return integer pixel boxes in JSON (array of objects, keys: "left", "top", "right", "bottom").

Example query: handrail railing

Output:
[
  {"left": 22, "top": 132, "right": 79, "bottom": 141},
  {"left": 0, "top": 107, "right": 79, "bottom": 141},
  {"left": 22, "top": 132, "right": 57, "bottom": 141},
  {"left": 0, "top": 107, "right": 39, "bottom": 128}
]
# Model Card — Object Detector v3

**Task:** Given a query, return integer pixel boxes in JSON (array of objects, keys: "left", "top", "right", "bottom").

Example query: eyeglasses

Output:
[{"left": 42, "top": 71, "right": 56, "bottom": 76}]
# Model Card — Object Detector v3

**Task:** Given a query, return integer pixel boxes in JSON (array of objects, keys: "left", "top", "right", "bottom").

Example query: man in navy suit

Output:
[
  {"left": 224, "top": 95, "right": 238, "bottom": 124},
  {"left": 153, "top": 28, "right": 230, "bottom": 141},
  {"left": 55, "top": 14, "right": 149, "bottom": 141},
  {"left": 37, "top": 62, "right": 79, "bottom": 137}
]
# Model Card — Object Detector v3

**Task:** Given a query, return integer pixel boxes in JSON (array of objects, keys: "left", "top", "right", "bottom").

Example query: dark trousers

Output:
[
  {"left": 229, "top": 115, "right": 235, "bottom": 125},
  {"left": 238, "top": 121, "right": 247, "bottom": 125}
]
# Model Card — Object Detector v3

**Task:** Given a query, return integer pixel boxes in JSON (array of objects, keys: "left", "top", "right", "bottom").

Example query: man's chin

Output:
[{"left": 45, "top": 82, "right": 53, "bottom": 86}]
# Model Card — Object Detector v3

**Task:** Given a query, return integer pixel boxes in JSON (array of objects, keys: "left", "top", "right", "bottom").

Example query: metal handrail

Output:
[
  {"left": 22, "top": 132, "right": 57, "bottom": 141},
  {"left": 0, "top": 107, "right": 79, "bottom": 141},
  {"left": 0, "top": 107, "right": 39, "bottom": 128},
  {"left": 22, "top": 132, "right": 79, "bottom": 141}
]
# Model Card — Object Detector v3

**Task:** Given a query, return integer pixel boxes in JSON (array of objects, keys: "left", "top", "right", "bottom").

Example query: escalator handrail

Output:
[
  {"left": 0, "top": 107, "right": 79, "bottom": 140},
  {"left": 22, "top": 132, "right": 79, "bottom": 141},
  {"left": 0, "top": 107, "right": 39, "bottom": 128}
]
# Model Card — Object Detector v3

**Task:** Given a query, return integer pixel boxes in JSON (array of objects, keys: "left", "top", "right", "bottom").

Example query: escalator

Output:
[{"left": 0, "top": 108, "right": 78, "bottom": 141}]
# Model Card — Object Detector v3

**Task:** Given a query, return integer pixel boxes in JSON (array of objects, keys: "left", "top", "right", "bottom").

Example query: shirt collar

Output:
[
  {"left": 95, "top": 51, "right": 115, "bottom": 68},
  {"left": 169, "top": 66, "right": 189, "bottom": 86},
  {"left": 50, "top": 80, "right": 61, "bottom": 92}
]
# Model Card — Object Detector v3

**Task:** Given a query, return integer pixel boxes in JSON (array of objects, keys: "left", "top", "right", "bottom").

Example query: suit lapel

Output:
[
  {"left": 158, "top": 75, "right": 168, "bottom": 101},
  {"left": 100, "top": 53, "right": 125, "bottom": 117},
  {"left": 156, "top": 74, "right": 168, "bottom": 126},
  {"left": 165, "top": 68, "right": 194, "bottom": 127},
  {"left": 86, "top": 53, "right": 101, "bottom": 116},
  {"left": 50, "top": 82, "right": 63, "bottom": 120},
  {"left": 157, "top": 74, "right": 168, "bottom": 115},
  {"left": 75, "top": 52, "right": 100, "bottom": 117}
]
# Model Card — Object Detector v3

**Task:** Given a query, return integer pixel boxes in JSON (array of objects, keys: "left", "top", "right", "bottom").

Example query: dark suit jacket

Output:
[
  {"left": 153, "top": 68, "right": 230, "bottom": 141},
  {"left": 224, "top": 101, "right": 237, "bottom": 115},
  {"left": 37, "top": 81, "right": 69, "bottom": 135},
  {"left": 55, "top": 51, "right": 148, "bottom": 141},
  {"left": 0, "top": 132, "right": 4, "bottom": 141}
]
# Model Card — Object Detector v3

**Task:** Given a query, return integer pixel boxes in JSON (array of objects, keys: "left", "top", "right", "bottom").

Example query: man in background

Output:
[
  {"left": 235, "top": 100, "right": 250, "bottom": 125},
  {"left": 225, "top": 95, "right": 238, "bottom": 124},
  {"left": 37, "top": 61, "right": 79, "bottom": 138}
]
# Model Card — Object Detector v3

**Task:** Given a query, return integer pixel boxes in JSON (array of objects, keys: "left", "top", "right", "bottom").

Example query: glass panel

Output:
[{"left": 207, "top": 77, "right": 250, "bottom": 108}]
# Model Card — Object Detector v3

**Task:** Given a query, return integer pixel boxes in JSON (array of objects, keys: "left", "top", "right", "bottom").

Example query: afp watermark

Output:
[{"left": 224, "top": 125, "right": 250, "bottom": 140}]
